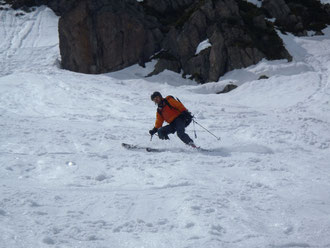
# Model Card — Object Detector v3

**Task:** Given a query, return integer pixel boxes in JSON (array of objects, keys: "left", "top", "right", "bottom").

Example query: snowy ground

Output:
[{"left": 1, "top": 6, "right": 330, "bottom": 248}]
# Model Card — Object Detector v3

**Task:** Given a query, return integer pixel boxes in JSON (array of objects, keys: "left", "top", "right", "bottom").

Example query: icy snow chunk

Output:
[
  {"left": 195, "top": 39, "right": 212, "bottom": 55},
  {"left": 24, "top": 199, "right": 41, "bottom": 207},
  {"left": 266, "top": 18, "right": 276, "bottom": 23},
  {"left": 157, "top": 219, "right": 168, "bottom": 225},
  {"left": 185, "top": 222, "right": 195, "bottom": 228},
  {"left": 307, "top": 31, "right": 317, "bottom": 37},
  {"left": 66, "top": 161, "right": 76, "bottom": 166},
  {"left": 95, "top": 174, "right": 107, "bottom": 181},
  {"left": 88, "top": 235, "right": 98, "bottom": 241},
  {"left": 42, "top": 237, "right": 55, "bottom": 245},
  {"left": 209, "top": 224, "right": 225, "bottom": 236},
  {"left": 245, "top": 0, "right": 262, "bottom": 8}
]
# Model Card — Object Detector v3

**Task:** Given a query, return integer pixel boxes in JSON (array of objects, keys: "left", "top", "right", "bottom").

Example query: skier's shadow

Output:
[{"left": 199, "top": 144, "right": 273, "bottom": 157}]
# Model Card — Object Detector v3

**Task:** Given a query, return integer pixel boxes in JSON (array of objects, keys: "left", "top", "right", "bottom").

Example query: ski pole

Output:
[
  {"left": 193, "top": 119, "right": 221, "bottom": 141},
  {"left": 193, "top": 119, "right": 197, "bottom": 138}
]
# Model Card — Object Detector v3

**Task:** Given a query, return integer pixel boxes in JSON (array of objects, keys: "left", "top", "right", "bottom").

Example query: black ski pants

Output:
[{"left": 157, "top": 114, "right": 193, "bottom": 144}]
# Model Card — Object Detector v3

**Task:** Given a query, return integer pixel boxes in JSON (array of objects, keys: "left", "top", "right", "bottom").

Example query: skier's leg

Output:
[
  {"left": 158, "top": 125, "right": 175, "bottom": 140},
  {"left": 174, "top": 117, "right": 193, "bottom": 144}
]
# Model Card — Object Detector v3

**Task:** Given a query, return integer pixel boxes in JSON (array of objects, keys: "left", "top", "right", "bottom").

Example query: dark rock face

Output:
[
  {"left": 158, "top": 0, "right": 291, "bottom": 82},
  {"left": 263, "top": 0, "right": 330, "bottom": 36},
  {"left": 5, "top": 0, "right": 77, "bottom": 15},
  {"left": 58, "top": 1, "right": 93, "bottom": 73},
  {"left": 6, "top": 0, "right": 330, "bottom": 83},
  {"left": 258, "top": 75, "right": 269, "bottom": 80},
  {"left": 59, "top": 0, "right": 163, "bottom": 74},
  {"left": 147, "top": 52, "right": 181, "bottom": 77}
]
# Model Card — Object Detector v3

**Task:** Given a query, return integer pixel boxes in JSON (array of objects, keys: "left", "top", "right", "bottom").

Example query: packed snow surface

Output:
[{"left": 1, "top": 6, "right": 330, "bottom": 248}]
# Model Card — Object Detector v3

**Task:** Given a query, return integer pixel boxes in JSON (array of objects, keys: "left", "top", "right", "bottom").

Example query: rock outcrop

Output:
[
  {"left": 217, "top": 84, "right": 238, "bottom": 94},
  {"left": 57, "top": 0, "right": 292, "bottom": 82},
  {"left": 59, "top": 0, "right": 163, "bottom": 74},
  {"left": 5, "top": 0, "right": 330, "bottom": 83},
  {"left": 263, "top": 0, "right": 330, "bottom": 36},
  {"left": 146, "top": 0, "right": 291, "bottom": 82}
]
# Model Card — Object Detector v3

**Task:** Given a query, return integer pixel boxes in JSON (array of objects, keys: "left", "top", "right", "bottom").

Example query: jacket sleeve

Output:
[
  {"left": 167, "top": 97, "right": 187, "bottom": 112},
  {"left": 155, "top": 112, "right": 164, "bottom": 129}
]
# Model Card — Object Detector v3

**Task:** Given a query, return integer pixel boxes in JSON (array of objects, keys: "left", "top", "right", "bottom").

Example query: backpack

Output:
[{"left": 157, "top": 96, "right": 193, "bottom": 127}]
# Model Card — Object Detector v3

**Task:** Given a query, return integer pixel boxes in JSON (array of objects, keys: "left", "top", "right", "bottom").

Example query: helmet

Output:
[{"left": 151, "top": 91, "right": 162, "bottom": 101}]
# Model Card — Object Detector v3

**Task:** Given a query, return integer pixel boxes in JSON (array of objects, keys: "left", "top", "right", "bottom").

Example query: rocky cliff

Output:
[
  {"left": 5, "top": 0, "right": 330, "bottom": 83},
  {"left": 59, "top": 0, "right": 163, "bottom": 74},
  {"left": 263, "top": 0, "right": 330, "bottom": 36}
]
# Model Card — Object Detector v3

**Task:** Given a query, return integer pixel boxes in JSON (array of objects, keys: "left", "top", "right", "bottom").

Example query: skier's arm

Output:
[{"left": 155, "top": 112, "right": 164, "bottom": 129}]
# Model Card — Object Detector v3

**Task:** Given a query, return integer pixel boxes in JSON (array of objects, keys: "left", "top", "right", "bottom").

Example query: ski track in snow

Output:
[{"left": 1, "top": 6, "right": 330, "bottom": 248}]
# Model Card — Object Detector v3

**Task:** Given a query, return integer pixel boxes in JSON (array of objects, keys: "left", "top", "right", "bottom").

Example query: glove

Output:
[{"left": 149, "top": 127, "right": 158, "bottom": 136}]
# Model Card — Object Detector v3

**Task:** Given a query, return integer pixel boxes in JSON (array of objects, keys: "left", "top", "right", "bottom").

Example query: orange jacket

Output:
[{"left": 154, "top": 96, "right": 187, "bottom": 129}]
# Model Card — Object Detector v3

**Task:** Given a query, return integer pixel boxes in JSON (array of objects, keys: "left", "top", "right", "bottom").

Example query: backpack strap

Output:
[
  {"left": 157, "top": 96, "right": 181, "bottom": 117},
  {"left": 170, "top": 95, "right": 182, "bottom": 103},
  {"left": 157, "top": 107, "right": 162, "bottom": 116}
]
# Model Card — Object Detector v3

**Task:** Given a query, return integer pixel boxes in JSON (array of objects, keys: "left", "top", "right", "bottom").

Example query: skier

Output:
[{"left": 149, "top": 91, "right": 197, "bottom": 148}]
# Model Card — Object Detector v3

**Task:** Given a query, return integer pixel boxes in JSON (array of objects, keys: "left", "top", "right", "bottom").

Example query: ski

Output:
[
  {"left": 122, "top": 143, "right": 211, "bottom": 153},
  {"left": 121, "top": 143, "right": 166, "bottom": 152},
  {"left": 145, "top": 147, "right": 166, "bottom": 152}
]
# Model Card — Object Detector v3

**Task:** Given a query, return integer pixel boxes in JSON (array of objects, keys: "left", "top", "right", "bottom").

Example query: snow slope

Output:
[{"left": 1, "top": 6, "right": 330, "bottom": 248}]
